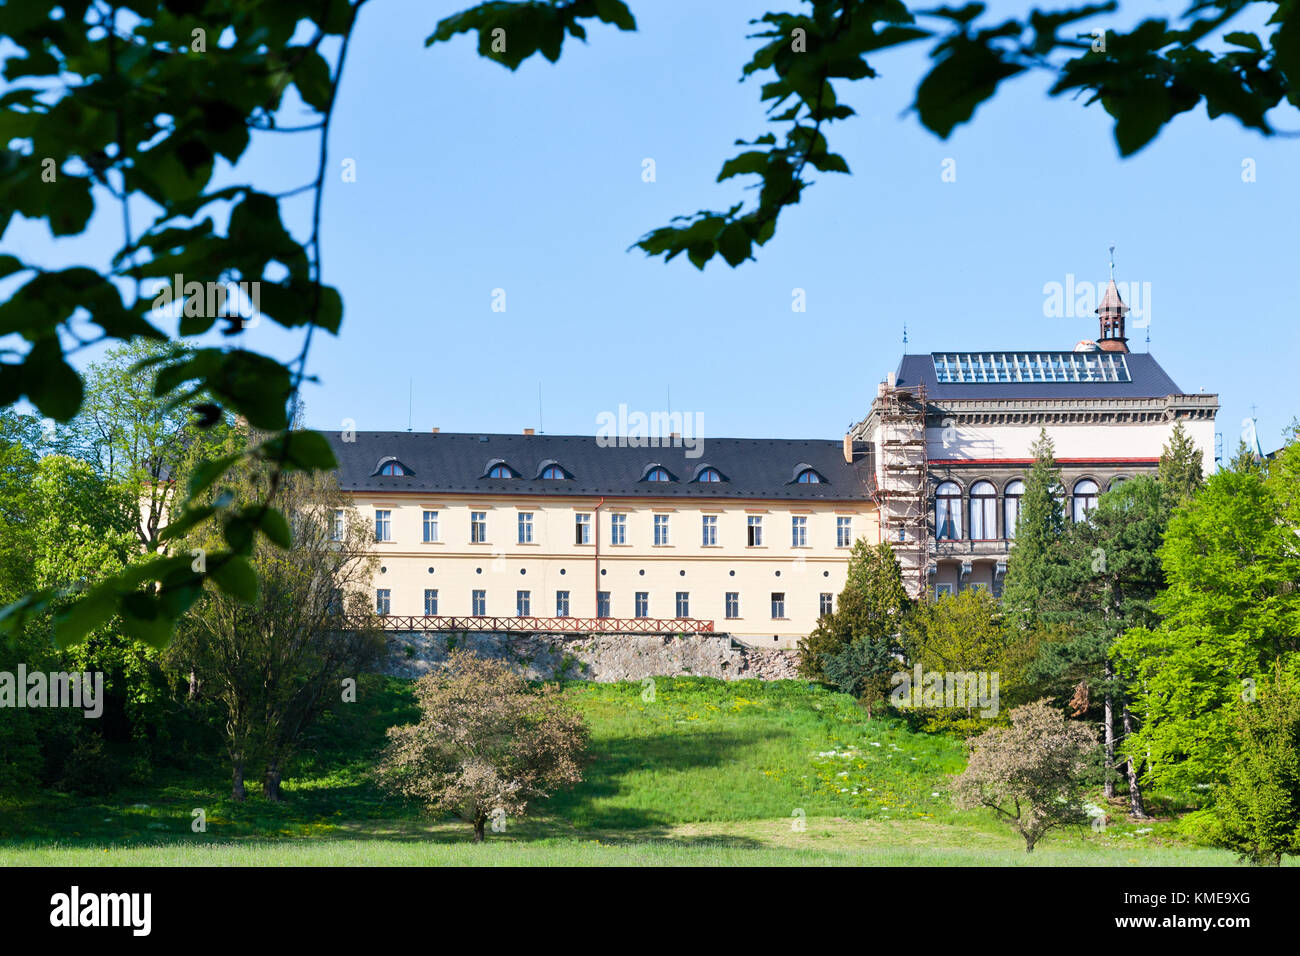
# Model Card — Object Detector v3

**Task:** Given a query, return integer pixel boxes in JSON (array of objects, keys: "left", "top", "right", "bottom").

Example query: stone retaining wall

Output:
[{"left": 383, "top": 631, "right": 800, "bottom": 682}]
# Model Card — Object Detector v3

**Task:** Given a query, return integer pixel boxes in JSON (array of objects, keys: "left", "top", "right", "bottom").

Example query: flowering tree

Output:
[
  {"left": 378, "top": 651, "right": 588, "bottom": 842},
  {"left": 953, "top": 699, "right": 1098, "bottom": 853}
]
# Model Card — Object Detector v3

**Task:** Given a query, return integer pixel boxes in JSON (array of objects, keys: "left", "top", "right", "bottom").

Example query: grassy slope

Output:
[{"left": 0, "top": 677, "right": 1254, "bottom": 866}]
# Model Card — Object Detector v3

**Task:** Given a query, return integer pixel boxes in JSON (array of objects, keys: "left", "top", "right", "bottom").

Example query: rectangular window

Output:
[
  {"left": 575, "top": 513, "right": 592, "bottom": 545},
  {"left": 635, "top": 592, "right": 649, "bottom": 618},
  {"left": 556, "top": 590, "right": 570, "bottom": 617},
  {"left": 376, "top": 588, "right": 390, "bottom": 616},
  {"left": 424, "top": 588, "right": 438, "bottom": 616},
  {"left": 819, "top": 592, "right": 833, "bottom": 617},
  {"left": 701, "top": 514, "right": 717, "bottom": 546},
  {"left": 747, "top": 515, "right": 763, "bottom": 547},
  {"left": 517, "top": 590, "right": 530, "bottom": 617},
  {"left": 791, "top": 515, "right": 807, "bottom": 547},
  {"left": 725, "top": 592, "right": 740, "bottom": 619},
  {"left": 517, "top": 511, "right": 533, "bottom": 544},
  {"left": 328, "top": 587, "right": 343, "bottom": 615},
  {"left": 610, "top": 513, "right": 627, "bottom": 545},
  {"left": 597, "top": 591, "right": 610, "bottom": 618},
  {"left": 675, "top": 591, "right": 689, "bottom": 618},
  {"left": 836, "top": 516, "right": 852, "bottom": 548},
  {"left": 470, "top": 511, "right": 487, "bottom": 543},
  {"left": 472, "top": 589, "right": 486, "bottom": 616},
  {"left": 771, "top": 592, "right": 785, "bottom": 619},
  {"left": 374, "top": 509, "right": 392, "bottom": 542},
  {"left": 422, "top": 510, "right": 439, "bottom": 543},
  {"left": 653, "top": 514, "right": 670, "bottom": 546},
  {"left": 331, "top": 509, "right": 344, "bottom": 542},
  {"left": 934, "top": 583, "right": 954, "bottom": 598}
]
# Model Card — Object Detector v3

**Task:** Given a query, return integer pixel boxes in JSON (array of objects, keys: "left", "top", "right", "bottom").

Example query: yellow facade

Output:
[{"left": 348, "top": 490, "right": 877, "bottom": 647}]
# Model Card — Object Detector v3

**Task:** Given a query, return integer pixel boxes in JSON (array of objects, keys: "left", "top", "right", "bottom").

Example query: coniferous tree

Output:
[
  {"left": 798, "top": 540, "right": 911, "bottom": 717},
  {"left": 1001, "top": 429, "right": 1065, "bottom": 630},
  {"left": 1031, "top": 475, "right": 1168, "bottom": 814},
  {"left": 1157, "top": 420, "right": 1204, "bottom": 502}
]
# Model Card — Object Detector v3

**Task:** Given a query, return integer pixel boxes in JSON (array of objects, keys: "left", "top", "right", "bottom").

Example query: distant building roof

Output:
[
  {"left": 324, "top": 431, "right": 874, "bottom": 501},
  {"left": 896, "top": 351, "right": 1186, "bottom": 400}
]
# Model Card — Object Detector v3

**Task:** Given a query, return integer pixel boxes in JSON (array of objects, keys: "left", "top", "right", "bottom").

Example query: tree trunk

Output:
[
  {"left": 1103, "top": 660, "right": 1116, "bottom": 799},
  {"left": 473, "top": 813, "right": 486, "bottom": 843},
  {"left": 1121, "top": 701, "right": 1147, "bottom": 818},
  {"left": 264, "top": 759, "right": 283, "bottom": 802},
  {"left": 188, "top": 668, "right": 199, "bottom": 700},
  {"left": 231, "top": 760, "right": 246, "bottom": 802}
]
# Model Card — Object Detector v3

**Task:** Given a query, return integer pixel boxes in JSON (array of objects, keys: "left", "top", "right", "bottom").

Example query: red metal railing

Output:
[{"left": 355, "top": 614, "right": 716, "bottom": 635}]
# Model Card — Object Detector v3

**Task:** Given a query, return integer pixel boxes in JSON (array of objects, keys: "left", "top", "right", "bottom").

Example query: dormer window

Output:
[
  {"left": 694, "top": 466, "right": 725, "bottom": 483},
  {"left": 537, "top": 459, "right": 571, "bottom": 480},
  {"left": 373, "top": 456, "right": 413, "bottom": 477},
  {"left": 795, "top": 468, "right": 822, "bottom": 484},
  {"left": 646, "top": 467, "right": 672, "bottom": 482},
  {"left": 482, "top": 458, "right": 519, "bottom": 479}
]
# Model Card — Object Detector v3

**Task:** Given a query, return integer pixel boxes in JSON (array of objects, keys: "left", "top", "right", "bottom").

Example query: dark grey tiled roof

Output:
[
  {"left": 324, "top": 431, "right": 874, "bottom": 501},
  {"left": 896, "top": 352, "right": 1185, "bottom": 400}
]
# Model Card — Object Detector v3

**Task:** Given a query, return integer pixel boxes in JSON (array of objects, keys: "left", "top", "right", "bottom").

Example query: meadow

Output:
[{"left": 0, "top": 677, "right": 1258, "bottom": 866}]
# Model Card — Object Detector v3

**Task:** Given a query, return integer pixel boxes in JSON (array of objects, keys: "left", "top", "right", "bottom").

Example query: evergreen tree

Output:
[
  {"left": 1032, "top": 475, "right": 1168, "bottom": 814},
  {"left": 1157, "top": 420, "right": 1204, "bottom": 501},
  {"left": 798, "top": 541, "right": 911, "bottom": 717},
  {"left": 1000, "top": 429, "right": 1065, "bottom": 630}
]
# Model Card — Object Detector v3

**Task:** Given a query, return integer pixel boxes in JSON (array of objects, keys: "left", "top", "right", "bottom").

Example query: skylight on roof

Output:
[{"left": 931, "top": 352, "right": 1131, "bottom": 384}]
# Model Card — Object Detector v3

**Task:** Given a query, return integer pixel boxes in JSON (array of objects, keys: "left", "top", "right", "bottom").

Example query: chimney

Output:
[
  {"left": 842, "top": 434, "right": 853, "bottom": 463},
  {"left": 670, "top": 431, "right": 681, "bottom": 442},
  {"left": 431, "top": 427, "right": 440, "bottom": 434},
  {"left": 886, "top": 371, "right": 896, "bottom": 388},
  {"left": 523, "top": 428, "right": 535, "bottom": 436}
]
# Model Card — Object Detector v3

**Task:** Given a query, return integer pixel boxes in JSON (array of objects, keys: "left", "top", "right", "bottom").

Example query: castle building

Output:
[
  {"left": 325, "top": 277, "right": 1216, "bottom": 640},
  {"left": 848, "top": 278, "right": 1218, "bottom": 597}
]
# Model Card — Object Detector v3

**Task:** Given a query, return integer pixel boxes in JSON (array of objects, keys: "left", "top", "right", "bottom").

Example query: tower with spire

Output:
[{"left": 1096, "top": 243, "right": 1130, "bottom": 353}]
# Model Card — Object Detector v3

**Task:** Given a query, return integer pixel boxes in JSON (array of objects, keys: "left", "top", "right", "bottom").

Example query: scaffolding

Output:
[{"left": 870, "top": 384, "right": 929, "bottom": 599}]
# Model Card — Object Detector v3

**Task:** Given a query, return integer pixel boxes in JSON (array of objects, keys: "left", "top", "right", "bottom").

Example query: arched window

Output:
[
  {"left": 796, "top": 469, "right": 822, "bottom": 484},
  {"left": 379, "top": 462, "right": 406, "bottom": 476},
  {"left": 1072, "top": 478, "right": 1100, "bottom": 522},
  {"left": 935, "top": 481, "right": 963, "bottom": 540},
  {"left": 970, "top": 480, "right": 997, "bottom": 540},
  {"left": 1108, "top": 475, "right": 1128, "bottom": 491},
  {"left": 1004, "top": 479, "right": 1025, "bottom": 540},
  {"left": 541, "top": 465, "right": 566, "bottom": 480},
  {"left": 646, "top": 467, "right": 671, "bottom": 482},
  {"left": 488, "top": 464, "right": 517, "bottom": 479},
  {"left": 697, "top": 467, "right": 722, "bottom": 483}
]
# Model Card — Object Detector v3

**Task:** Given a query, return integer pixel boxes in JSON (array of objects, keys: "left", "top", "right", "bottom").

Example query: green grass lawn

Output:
[{"left": 0, "top": 677, "right": 1256, "bottom": 866}]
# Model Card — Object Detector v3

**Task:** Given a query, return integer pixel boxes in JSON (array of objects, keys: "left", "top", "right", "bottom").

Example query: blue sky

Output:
[{"left": 7, "top": 0, "right": 1298, "bottom": 456}]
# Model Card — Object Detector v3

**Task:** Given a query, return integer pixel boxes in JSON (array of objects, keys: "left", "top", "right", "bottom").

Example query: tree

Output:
[
  {"left": 1208, "top": 668, "right": 1300, "bottom": 866},
  {"left": 378, "top": 650, "right": 589, "bottom": 841},
  {"left": 5, "top": 0, "right": 1297, "bottom": 652},
  {"left": 168, "top": 438, "right": 384, "bottom": 801},
  {"left": 1031, "top": 474, "right": 1168, "bottom": 815},
  {"left": 1000, "top": 429, "right": 1066, "bottom": 629},
  {"left": 54, "top": 341, "right": 231, "bottom": 551},
  {"left": 952, "top": 699, "right": 1099, "bottom": 853},
  {"left": 1112, "top": 465, "right": 1300, "bottom": 792},
  {"left": 900, "top": 588, "right": 1015, "bottom": 730},
  {"left": 1157, "top": 421, "right": 1204, "bottom": 502},
  {"left": 798, "top": 540, "right": 910, "bottom": 716}
]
